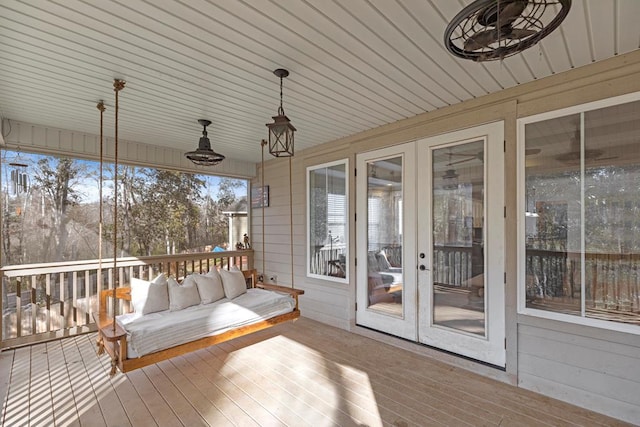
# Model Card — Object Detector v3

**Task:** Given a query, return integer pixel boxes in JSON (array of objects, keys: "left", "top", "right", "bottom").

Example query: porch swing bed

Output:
[{"left": 94, "top": 269, "right": 303, "bottom": 375}]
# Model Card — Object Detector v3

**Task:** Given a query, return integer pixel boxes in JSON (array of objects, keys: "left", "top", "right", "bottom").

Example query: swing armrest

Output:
[
  {"left": 256, "top": 283, "right": 304, "bottom": 295},
  {"left": 255, "top": 283, "right": 304, "bottom": 311},
  {"left": 96, "top": 288, "right": 131, "bottom": 342},
  {"left": 94, "top": 312, "right": 127, "bottom": 341}
]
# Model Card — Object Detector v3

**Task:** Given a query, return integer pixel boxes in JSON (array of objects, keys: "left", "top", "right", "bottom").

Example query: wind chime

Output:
[
  {"left": 8, "top": 156, "right": 29, "bottom": 216},
  {"left": 9, "top": 162, "right": 28, "bottom": 196}
]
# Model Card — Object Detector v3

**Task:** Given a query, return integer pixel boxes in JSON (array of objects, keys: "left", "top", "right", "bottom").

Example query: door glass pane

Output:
[
  {"left": 366, "top": 157, "right": 403, "bottom": 315},
  {"left": 432, "top": 141, "right": 485, "bottom": 335}
]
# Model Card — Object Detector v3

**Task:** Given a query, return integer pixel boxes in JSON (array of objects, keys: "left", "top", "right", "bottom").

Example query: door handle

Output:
[{"left": 419, "top": 264, "right": 429, "bottom": 271}]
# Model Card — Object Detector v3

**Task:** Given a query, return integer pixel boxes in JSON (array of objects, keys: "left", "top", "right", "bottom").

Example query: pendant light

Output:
[
  {"left": 185, "top": 119, "right": 225, "bottom": 166},
  {"left": 266, "top": 68, "right": 296, "bottom": 157}
]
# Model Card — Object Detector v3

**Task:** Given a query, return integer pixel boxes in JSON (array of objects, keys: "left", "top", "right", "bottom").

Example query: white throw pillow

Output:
[
  {"left": 168, "top": 275, "right": 201, "bottom": 311},
  {"left": 193, "top": 271, "right": 225, "bottom": 304},
  {"left": 220, "top": 268, "right": 247, "bottom": 299},
  {"left": 130, "top": 273, "right": 169, "bottom": 315}
]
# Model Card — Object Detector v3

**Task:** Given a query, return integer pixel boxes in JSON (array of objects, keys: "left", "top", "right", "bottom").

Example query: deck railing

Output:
[
  {"left": 526, "top": 248, "right": 640, "bottom": 314},
  {"left": 310, "top": 246, "right": 346, "bottom": 277},
  {"left": 1, "top": 250, "right": 253, "bottom": 348},
  {"left": 432, "top": 245, "right": 475, "bottom": 287}
]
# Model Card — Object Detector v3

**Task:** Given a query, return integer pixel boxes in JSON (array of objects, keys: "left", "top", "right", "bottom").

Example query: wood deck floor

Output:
[{"left": 0, "top": 317, "right": 632, "bottom": 427}]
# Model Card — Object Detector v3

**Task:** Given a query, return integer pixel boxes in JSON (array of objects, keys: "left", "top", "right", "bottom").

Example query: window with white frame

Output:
[
  {"left": 519, "top": 93, "right": 640, "bottom": 332},
  {"left": 307, "top": 159, "right": 348, "bottom": 282}
]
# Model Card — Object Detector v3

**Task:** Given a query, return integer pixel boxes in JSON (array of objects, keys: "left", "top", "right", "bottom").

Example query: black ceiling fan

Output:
[
  {"left": 444, "top": 0, "right": 572, "bottom": 62},
  {"left": 555, "top": 130, "right": 617, "bottom": 164}
]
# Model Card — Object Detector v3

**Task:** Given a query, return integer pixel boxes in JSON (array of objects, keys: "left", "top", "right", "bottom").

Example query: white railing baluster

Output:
[
  {"left": 46, "top": 274, "right": 51, "bottom": 332},
  {"left": 31, "top": 275, "right": 36, "bottom": 335},
  {"left": 16, "top": 277, "right": 22, "bottom": 338},
  {"left": 84, "top": 270, "right": 91, "bottom": 325}
]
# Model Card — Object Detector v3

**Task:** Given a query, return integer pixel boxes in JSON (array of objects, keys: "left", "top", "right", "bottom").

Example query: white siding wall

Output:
[
  {"left": 518, "top": 317, "right": 640, "bottom": 424},
  {"left": 252, "top": 49, "right": 640, "bottom": 423},
  {"left": 252, "top": 154, "right": 352, "bottom": 330}
]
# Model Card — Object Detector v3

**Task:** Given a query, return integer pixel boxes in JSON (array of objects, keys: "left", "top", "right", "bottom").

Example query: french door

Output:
[
  {"left": 356, "top": 144, "right": 418, "bottom": 340},
  {"left": 356, "top": 122, "right": 505, "bottom": 366}
]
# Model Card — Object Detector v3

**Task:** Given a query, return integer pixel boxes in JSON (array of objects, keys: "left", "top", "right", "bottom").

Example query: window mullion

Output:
[{"left": 580, "top": 112, "right": 586, "bottom": 318}]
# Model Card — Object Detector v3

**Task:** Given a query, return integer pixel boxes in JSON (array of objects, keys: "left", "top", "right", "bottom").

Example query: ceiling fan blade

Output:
[
  {"left": 449, "top": 153, "right": 478, "bottom": 157},
  {"left": 464, "top": 29, "right": 499, "bottom": 50},
  {"left": 506, "top": 28, "right": 537, "bottom": 39},
  {"left": 499, "top": 1, "right": 529, "bottom": 25},
  {"left": 448, "top": 158, "right": 478, "bottom": 166},
  {"left": 477, "top": 0, "right": 528, "bottom": 27}
]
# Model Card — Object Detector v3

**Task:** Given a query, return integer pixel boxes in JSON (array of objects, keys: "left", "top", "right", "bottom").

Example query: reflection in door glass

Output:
[
  {"left": 432, "top": 141, "right": 486, "bottom": 336},
  {"left": 366, "top": 157, "right": 403, "bottom": 316}
]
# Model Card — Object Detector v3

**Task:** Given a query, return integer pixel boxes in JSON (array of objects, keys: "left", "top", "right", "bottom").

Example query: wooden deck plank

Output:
[
  {"left": 46, "top": 340, "right": 80, "bottom": 427},
  {"left": 231, "top": 327, "right": 438, "bottom": 426},
  {"left": 227, "top": 332, "right": 379, "bottom": 426},
  {"left": 290, "top": 320, "right": 557, "bottom": 427},
  {"left": 216, "top": 340, "right": 343, "bottom": 426},
  {"left": 141, "top": 364, "right": 208, "bottom": 426},
  {"left": 78, "top": 335, "right": 157, "bottom": 427},
  {"left": 60, "top": 336, "right": 107, "bottom": 426},
  {"left": 125, "top": 367, "right": 183, "bottom": 427},
  {"left": 228, "top": 328, "right": 451, "bottom": 427},
  {"left": 156, "top": 358, "right": 231, "bottom": 425},
  {"left": 0, "top": 317, "right": 632, "bottom": 427},
  {"left": 27, "top": 343, "right": 55, "bottom": 426},
  {"left": 74, "top": 335, "right": 133, "bottom": 427},
  {"left": 279, "top": 322, "right": 515, "bottom": 426},
  {"left": 224, "top": 332, "right": 389, "bottom": 427},
  {"left": 1, "top": 347, "right": 29, "bottom": 427},
  {"left": 168, "top": 353, "right": 260, "bottom": 427},
  {"left": 292, "top": 319, "right": 625, "bottom": 427},
  {"left": 0, "top": 349, "right": 15, "bottom": 425},
  {"left": 184, "top": 348, "right": 284, "bottom": 426},
  {"left": 202, "top": 344, "right": 314, "bottom": 427}
]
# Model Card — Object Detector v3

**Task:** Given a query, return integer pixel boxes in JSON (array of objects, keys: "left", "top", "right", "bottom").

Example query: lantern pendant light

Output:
[
  {"left": 185, "top": 119, "right": 225, "bottom": 166},
  {"left": 266, "top": 68, "right": 296, "bottom": 157}
]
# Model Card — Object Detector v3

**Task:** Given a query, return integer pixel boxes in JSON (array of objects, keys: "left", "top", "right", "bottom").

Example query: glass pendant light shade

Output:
[
  {"left": 267, "top": 113, "right": 296, "bottom": 157},
  {"left": 185, "top": 119, "right": 225, "bottom": 166},
  {"left": 266, "top": 68, "right": 296, "bottom": 157}
]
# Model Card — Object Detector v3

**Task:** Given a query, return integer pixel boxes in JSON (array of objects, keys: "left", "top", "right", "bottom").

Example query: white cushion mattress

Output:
[{"left": 117, "top": 288, "right": 296, "bottom": 358}]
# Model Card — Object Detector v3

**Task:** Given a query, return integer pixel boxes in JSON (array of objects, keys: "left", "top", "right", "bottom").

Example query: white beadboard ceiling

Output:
[{"left": 0, "top": 0, "right": 638, "bottom": 164}]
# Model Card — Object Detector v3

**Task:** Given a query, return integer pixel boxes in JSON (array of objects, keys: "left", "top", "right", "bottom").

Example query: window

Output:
[
  {"left": 307, "top": 159, "right": 348, "bottom": 282},
  {"left": 519, "top": 93, "right": 640, "bottom": 333}
]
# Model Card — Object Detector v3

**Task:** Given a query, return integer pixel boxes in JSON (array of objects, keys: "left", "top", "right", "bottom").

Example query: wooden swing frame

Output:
[{"left": 94, "top": 269, "right": 303, "bottom": 375}]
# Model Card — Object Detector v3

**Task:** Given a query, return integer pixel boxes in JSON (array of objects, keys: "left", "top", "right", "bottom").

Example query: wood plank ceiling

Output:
[{"left": 0, "top": 0, "right": 639, "bottom": 164}]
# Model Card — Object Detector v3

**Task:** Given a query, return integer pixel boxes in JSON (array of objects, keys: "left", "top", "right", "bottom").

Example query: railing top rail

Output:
[
  {"left": 0, "top": 250, "right": 253, "bottom": 277},
  {"left": 526, "top": 248, "right": 640, "bottom": 260}
]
